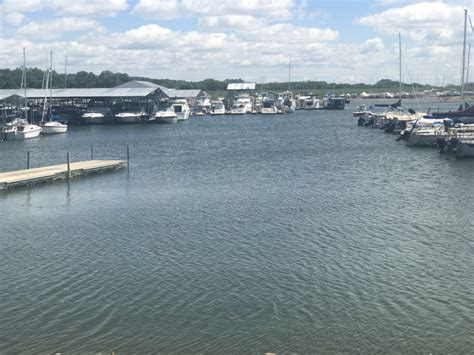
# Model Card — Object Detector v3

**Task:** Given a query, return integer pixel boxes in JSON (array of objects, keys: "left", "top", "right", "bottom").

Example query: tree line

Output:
[{"left": 0, "top": 67, "right": 439, "bottom": 94}]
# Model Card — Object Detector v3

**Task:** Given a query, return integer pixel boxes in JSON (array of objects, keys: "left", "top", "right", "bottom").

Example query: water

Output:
[{"left": 1, "top": 103, "right": 473, "bottom": 353}]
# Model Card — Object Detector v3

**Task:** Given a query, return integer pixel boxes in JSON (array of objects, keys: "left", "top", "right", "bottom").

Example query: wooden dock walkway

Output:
[{"left": 0, "top": 160, "right": 126, "bottom": 190}]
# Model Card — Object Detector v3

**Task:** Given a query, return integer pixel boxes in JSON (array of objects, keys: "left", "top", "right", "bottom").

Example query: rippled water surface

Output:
[{"left": 1, "top": 102, "right": 473, "bottom": 353}]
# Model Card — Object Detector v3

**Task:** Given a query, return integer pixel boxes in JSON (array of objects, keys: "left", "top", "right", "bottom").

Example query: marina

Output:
[{"left": 2, "top": 1, "right": 474, "bottom": 353}]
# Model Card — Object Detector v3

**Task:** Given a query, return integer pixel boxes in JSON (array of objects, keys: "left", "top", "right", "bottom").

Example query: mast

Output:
[
  {"left": 23, "top": 47, "right": 28, "bottom": 121},
  {"left": 461, "top": 9, "right": 468, "bottom": 105},
  {"left": 64, "top": 55, "right": 68, "bottom": 88},
  {"left": 399, "top": 33, "right": 402, "bottom": 104},
  {"left": 467, "top": 43, "right": 471, "bottom": 93},
  {"left": 49, "top": 50, "right": 53, "bottom": 118},
  {"left": 288, "top": 57, "right": 291, "bottom": 92}
]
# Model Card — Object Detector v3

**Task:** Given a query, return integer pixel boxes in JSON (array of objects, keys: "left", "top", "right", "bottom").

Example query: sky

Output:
[{"left": 0, "top": 0, "right": 474, "bottom": 85}]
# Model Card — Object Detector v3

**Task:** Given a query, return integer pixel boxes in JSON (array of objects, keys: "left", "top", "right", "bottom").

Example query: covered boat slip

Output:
[{"left": 0, "top": 160, "right": 126, "bottom": 191}]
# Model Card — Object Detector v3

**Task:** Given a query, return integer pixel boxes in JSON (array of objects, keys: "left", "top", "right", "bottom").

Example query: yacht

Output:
[
  {"left": 115, "top": 102, "right": 148, "bottom": 124},
  {"left": 153, "top": 109, "right": 178, "bottom": 123},
  {"left": 4, "top": 48, "right": 42, "bottom": 140},
  {"left": 230, "top": 101, "right": 246, "bottom": 115},
  {"left": 261, "top": 99, "right": 278, "bottom": 114},
  {"left": 81, "top": 100, "right": 113, "bottom": 124},
  {"left": 353, "top": 104, "right": 371, "bottom": 117},
  {"left": 172, "top": 100, "right": 191, "bottom": 121},
  {"left": 281, "top": 94, "right": 296, "bottom": 113},
  {"left": 210, "top": 101, "right": 226, "bottom": 115},
  {"left": 41, "top": 121, "right": 67, "bottom": 134}
]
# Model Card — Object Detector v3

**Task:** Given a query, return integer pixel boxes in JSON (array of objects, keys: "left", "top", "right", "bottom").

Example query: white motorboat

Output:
[
  {"left": 282, "top": 97, "right": 296, "bottom": 113},
  {"left": 81, "top": 100, "right": 113, "bottom": 124},
  {"left": 230, "top": 102, "right": 246, "bottom": 115},
  {"left": 153, "top": 109, "right": 178, "bottom": 123},
  {"left": 115, "top": 111, "right": 147, "bottom": 123},
  {"left": 115, "top": 102, "right": 148, "bottom": 123},
  {"left": 353, "top": 105, "right": 371, "bottom": 117},
  {"left": 5, "top": 122, "right": 42, "bottom": 140},
  {"left": 172, "top": 100, "right": 191, "bottom": 121},
  {"left": 261, "top": 99, "right": 277, "bottom": 114},
  {"left": 41, "top": 120, "right": 67, "bottom": 134},
  {"left": 210, "top": 101, "right": 226, "bottom": 115}
]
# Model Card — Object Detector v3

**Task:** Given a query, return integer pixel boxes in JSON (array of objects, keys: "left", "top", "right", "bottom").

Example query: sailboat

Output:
[
  {"left": 379, "top": 33, "right": 425, "bottom": 130},
  {"left": 431, "top": 9, "right": 474, "bottom": 118},
  {"left": 282, "top": 57, "right": 296, "bottom": 113},
  {"left": 41, "top": 51, "right": 68, "bottom": 134},
  {"left": 4, "top": 48, "right": 42, "bottom": 140}
]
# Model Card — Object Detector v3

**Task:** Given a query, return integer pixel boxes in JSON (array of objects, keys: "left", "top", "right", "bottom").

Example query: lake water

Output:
[{"left": 1, "top": 101, "right": 473, "bottom": 353}]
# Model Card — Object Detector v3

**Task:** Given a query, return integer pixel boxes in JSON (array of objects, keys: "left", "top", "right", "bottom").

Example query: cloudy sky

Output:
[{"left": 0, "top": 0, "right": 473, "bottom": 84}]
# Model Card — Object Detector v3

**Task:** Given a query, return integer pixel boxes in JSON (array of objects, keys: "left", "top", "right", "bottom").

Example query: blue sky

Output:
[{"left": 0, "top": 0, "right": 473, "bottom": 84}]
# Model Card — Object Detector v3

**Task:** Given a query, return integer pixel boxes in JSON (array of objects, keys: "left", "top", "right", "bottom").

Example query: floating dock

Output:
[{"left": 0, "top": 160, "right": 126, "bottom": 190}]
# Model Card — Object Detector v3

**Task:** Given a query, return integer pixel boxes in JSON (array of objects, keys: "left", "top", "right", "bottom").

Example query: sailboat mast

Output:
[
  {"left": 461, "top": 9, "right": 468, "bottom": 104},
  {"left": 288, "top": 57, "right": 291, "bottom": 92},
  {"left": 399, "top": 33, "right": 402, "bottom": 104},
  {"left": 49, "top": 50, "right": 53, "bottom": 117},
  {"left": 64, "top": 55, "right": 67, "bottom": 88},
  {"left": 23, "top": 47, "right": 28, "bottom": 121},
  {"left": 467, "top": 43, "right": 471, "bottom": 93}
]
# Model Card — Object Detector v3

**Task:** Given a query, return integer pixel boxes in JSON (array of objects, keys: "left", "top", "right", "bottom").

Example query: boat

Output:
[
  {"left": 4, "top": 48, "right": 42, "bottom": 140},
  {"left": 431, "top": 10, "right": 473, "bottom": 118},
  {"left": 81, "top": 100, "right": 113, "bottom": 124},
  {"left": 230, "top": 101, "right": 246, "bottom": 115},
  {"left": 353, "top": 104, "right": 371, "bottom": 117},
  {"left": 172, "top": 99, "right": 191, "bottom": 121},
  {"left": 210, "top": 100, "right": 226, "bottom": 115},
  {"left": 322, "top": 94, "right": 345, "bottom": 110},
  {"left": 115, "top": 102, "right": 148, "bottom": 124},
  {"left": 261, "top": 99, "right": 278, "bottom": 114},
  {"left": 153, "top": 110, "right": 178, "bottom": 123},
  {"left": 40, "top": 50, "right": 68, "bottom": 134}
]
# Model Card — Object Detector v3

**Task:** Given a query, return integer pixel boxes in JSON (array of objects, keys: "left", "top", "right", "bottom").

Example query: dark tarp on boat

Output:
[{"left": 374, "top": 99, "right": 401, "bottom": 108}]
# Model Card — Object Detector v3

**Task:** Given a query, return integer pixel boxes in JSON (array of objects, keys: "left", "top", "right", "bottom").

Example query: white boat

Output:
[
  {"left": 4, "top": 48, "right": 42, "bottom": 140},
  {"left": 40, "top": 50, "right": 68, "bottom": 135},
  {"left": 210, "top": 101, "right": 226, "bottom": 115},
  {"left": 230, "top": 101, "right": 246, "bottom": 115},
  {"left": 153, "top": 109, "right": 178, "bottom": 123},
  {"left": 261, "top": 99, "right": 277, "bottom": 114},
  {"left": 81, "top": 100, "right": 113, "bottom": 124},
  {"left": 115, "top": 111, "right": 147, "bottom": 123},
  {"left": 282, "top": 96, "right": 296, "bottom": 113},
  {"left": 353, "top": 105, "right": 371, "bottom": 117},
  {"left": 172, "top": 100, "right": 191, "bottom": 121},
  {"left": 41, "top": 120, "right": 67, "bottom": 134}
]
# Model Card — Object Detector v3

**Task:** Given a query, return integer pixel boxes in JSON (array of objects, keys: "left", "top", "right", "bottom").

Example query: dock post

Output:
[
  {"left": 126, "top": 144, "right": 130, "bottom": 169},
  {"left": 67, "top": 152, "right": 71, "bottom": 179},
  {"left": 91, "top": 144, "right": 94, "bottom": 160},
  {"left": 27, "top": 151, "right": 30, "bottom": 169}
]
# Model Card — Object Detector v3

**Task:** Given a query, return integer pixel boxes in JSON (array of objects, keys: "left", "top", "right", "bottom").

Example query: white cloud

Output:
[
  {"left": 198, "top": 15, "right": 268, "bottom": 32},
  {"left": 2, "top": 12, "right": 26, "bottom": 26},
  {"left": 0, "top": 0, "right": 128, "bottom": 17},
  {"left": 132, "top": 0, "right": 296, "bottom": 20},
  {"left": 356, "top": 2, "right": 465, "bottom": 44},
  {"left": 17, "top": 18, "right": 102, "bottom": 40},
  {"left": 360, "top": 37, "right": 384, "bottom": 54}
]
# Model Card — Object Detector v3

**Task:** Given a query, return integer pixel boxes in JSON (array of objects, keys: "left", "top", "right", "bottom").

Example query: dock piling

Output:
[
  {"left": 90, "top": 144, "right": 94, "bottom": 160},
  {"left": 67, "top": 152, "right": 71, "bottom": 179},
  {"left": 27, "top": 151, "right": 30, "bottom": 170},
  {"left": 126, "top": 144, "right": 130, "bottom": 169}
]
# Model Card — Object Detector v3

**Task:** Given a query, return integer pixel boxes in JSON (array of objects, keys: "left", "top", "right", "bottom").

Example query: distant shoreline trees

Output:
[{"left": 0, "top": 67, "right": 449, "bottom": 94}]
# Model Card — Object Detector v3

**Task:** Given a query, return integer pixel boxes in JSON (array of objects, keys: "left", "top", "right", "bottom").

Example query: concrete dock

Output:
[{"left": 0, "top": 160, "right": 126, "bottom": 190}]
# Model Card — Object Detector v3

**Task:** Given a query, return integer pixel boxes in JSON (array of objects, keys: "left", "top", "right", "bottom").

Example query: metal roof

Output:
[
  {"left": 165, "top": 89, "right": 201, "bottom": 98},
  {"left": 0, "top": 81, "right": 200, "bottom": 99},
  {"left": 227, "top": 83, "right": 256, "bottom": 90},
  {"left": 0, "top": 87, "right": 159, "bottom": 99},
  {"left": 0, "top": 90, "right": 24, "bottom": 100}
]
